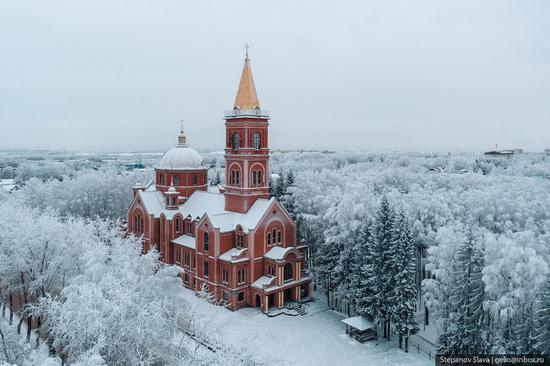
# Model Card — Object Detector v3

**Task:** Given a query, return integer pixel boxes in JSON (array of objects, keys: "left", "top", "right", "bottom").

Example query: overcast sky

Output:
[{"left": 0, "top": 1, "right": 549, "bottom": 152}]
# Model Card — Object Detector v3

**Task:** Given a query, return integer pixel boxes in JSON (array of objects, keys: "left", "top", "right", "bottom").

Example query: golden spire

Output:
[{"left": 233, "top": 44, "right": 260, "bottom": 110}]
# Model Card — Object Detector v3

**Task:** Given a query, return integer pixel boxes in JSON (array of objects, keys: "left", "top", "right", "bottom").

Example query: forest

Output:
[{"left": 0, "top": 150, "right": 549, "bottom": 364}]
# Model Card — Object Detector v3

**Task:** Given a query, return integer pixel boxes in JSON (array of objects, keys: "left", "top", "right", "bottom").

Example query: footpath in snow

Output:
[{"left": 185, "top": 290, "right": 433, "bottom": 366}]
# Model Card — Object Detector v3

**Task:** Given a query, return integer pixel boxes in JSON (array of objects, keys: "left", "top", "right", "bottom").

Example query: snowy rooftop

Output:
[
  {"left": 264, "top": 246, "right": 295, "bottom": 261},
  {"left": 341, "top": 316, "right": 375, "bottom": 331},
  {"left": 218, "top": 247, "right": 248, "bottom": 263},
  {"left": 172, "top": 234, "right": 196, "bottom": 250},
  {"left": 138, "top": 187, "right": 274, "bottom": 233},
  {"left": 0, "top": 179, "right": 16, "bottom": 192},
  {"left": 251, "top": 275, "right": 277, "bottom": 290}
]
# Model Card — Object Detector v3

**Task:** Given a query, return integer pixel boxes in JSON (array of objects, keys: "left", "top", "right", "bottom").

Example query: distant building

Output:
[
  {"left": 513, "top": 148, "right": 524, "bottom": 154},
  {"left": 0, "top": 179, "right": 16, "bottom": 192},
  {"left": 484, "top": 150, "right": 514, "bottom": 158},
  {"left": 127, "top": 50, "right": 312, "bottom": 313}
]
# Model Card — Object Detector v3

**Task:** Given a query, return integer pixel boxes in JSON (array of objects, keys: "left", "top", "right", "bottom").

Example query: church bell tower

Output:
[{"left": 224, "top": 47, "right": 270, "bottom": 213}]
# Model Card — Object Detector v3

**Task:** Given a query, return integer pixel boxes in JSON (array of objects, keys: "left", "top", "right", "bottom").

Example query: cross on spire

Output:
[{"left": 244, "top": 43, "right": 250, "bottom": 60}]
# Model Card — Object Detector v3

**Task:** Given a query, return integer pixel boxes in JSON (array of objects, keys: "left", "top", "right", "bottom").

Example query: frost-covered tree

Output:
[
  {"left": 439, "top": 226, "right": 487, "bottom": 355},
  {"left": 333, "top": 235, "right": 357, "bottom": 315},
  {"left": 375, "top": 196, "right": 395, "bottom": 339},
  {"left": 357, "top": 197, "right": 394, "bottom": 337},
  {"left": 38, "top": 232, "right": 194, "bottom": 365},
  {"left": 390, "top": 212, "right": 418, "bottom": 351},
  {"left": 273, "top": 171, "right": 286, "bottom": 200},
  {"left": 533, "top": 274, "right": 550, "bottom": 354}
]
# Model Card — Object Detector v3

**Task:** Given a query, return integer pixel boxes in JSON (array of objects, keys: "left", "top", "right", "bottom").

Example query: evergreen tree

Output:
[
  {"left": 358, "top": 196, "right": 394, "bottom": 338},
  {"left": 281, "top": 171, "right": 297, "bottom": 220},
  {"left": 316, "top": 238, "right": 343, "bottom": 306},
  {"left": 376, "top": 196, "right": 395, "bottom": 339},
  {"left": 533, "top": 274, "right": 550, "bottom": 354},
  {"left": 268, "top": 175, "right": 274, "bottom": 198},
  {"left": 333, "top": 235, "right": 357, "bottom": 315},
  {"left": 441, "top": 226, "right": 487, "bottom": 355},
  {"left": 390, "top": 212, "right": 418, "bottom": 351},
  {"left": 274, "top": 172, "right": 286, "bottom": 200},
  {"left": 285, "top": 170, "right": 295, "bottom": 188},
  {"left": 211, "top": 170, "right": 221, "bottom": 186},
  {"left": 355, "top": 219, "right": 376, "bottom": 319}
]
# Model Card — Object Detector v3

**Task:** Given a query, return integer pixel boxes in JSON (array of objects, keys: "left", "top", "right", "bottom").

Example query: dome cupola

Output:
[
  {"left": 155, "top": 126, "right": 209, "bottom": 199},
  {"left": 158, "top": 126, "right": 203, "bottom": 170}
]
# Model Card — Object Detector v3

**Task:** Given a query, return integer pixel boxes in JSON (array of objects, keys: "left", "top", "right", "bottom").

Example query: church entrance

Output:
[
  {"left": 268, "top": 294, "right": 275, "bottom": 307},
  {"left": 255, "top": 294, "right": 261, "bottom": 308},
  {"left": 284, "top": 288, "right": 293, "bottom": 304}
]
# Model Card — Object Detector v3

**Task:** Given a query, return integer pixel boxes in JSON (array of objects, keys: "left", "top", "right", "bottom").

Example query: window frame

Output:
[
  {"left": 252, "top": 132, "right": 261, "bottom": 150},
  {"left": 232, "top": 132, "right": 240, "bottom": 150},
  {"left": 203, "top": 232, "right": 209, "bottom": 251}
]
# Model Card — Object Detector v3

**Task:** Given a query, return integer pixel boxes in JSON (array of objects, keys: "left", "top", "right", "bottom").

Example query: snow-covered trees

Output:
[
  {"left": 269, "top": 151, "right": 550, "bottom": 354},
  {"left": 0, "top": 197, "right": 252, "bottom": 365},
  {"left": 390, "top": 212, "right": 418, "bottom": 351},
  {"left": 437, "top": 226, "right": 487, "bottom": 355},
  {"left": 16, "top": 168, "right": 151, "bottom": 219},
  {"left": 38, "top": 233, "right": 194, "bottom": 365},
  {"left": 533, "top": 274, "right": 550, "bottom": 354},
  {"left": 316, "top": 196, "right": 419, "bottom": 344}
]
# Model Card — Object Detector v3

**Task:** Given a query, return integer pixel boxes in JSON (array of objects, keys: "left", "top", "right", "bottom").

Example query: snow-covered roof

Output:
[
  {"left": 342, "top": 316, "right": 374, "bottom": 331},
  {"left": 172, "top": 234, "right": 196, "bottom": 249},
  {"left": 138, "top": 187, "right": 275, "bottom": 233},
  {"left": 207, "top": 185, "right": 220, "bottom": 193},
  {"left": 218, "top": 247, "right": 248, "bottom": 263},
  {"left": 0, "top": 179, "right": 16, "bottom": 192},
  {"left": 251, "top": 275, "right": 277, "bottom": 289},
  {"left": 157, "top": 145, "right": 204, "bottom": 170},
  {"left": 265, "top": 246, "right": 296, "bottom": 261}
]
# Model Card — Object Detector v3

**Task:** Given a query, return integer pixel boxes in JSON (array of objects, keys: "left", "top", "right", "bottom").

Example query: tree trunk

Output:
[
  {"left": 26, "top": 316, "right": 32, "bottom": 342},
  {"left": 405, "top": 335, "right": 409, "bottom": 352},
  {"left": 17, "top": 317, "right": 23, "bottom": 334},
  {"left": 399, "top": 334, "right": 403, "bottom": 348},
  {"left": 35, "top": 316, "right": 41, "bottom": 348},
  {"left": 8, "top": 293, "right": 12, "bottom": 325},
  {"left": 383, "top": 320, "right": 387, "bottom": 338},
  {"left": 425, "top": 306, "right": 429, "bottom": 326},
  {"left": 0, "top": 327, "right": 10, "bottom": 363}
]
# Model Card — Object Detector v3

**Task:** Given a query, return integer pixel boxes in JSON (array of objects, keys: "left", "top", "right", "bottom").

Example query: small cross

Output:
[
  {"left": 244, "top": 43, "right": 250, "bottom": 59},
  {"left": 180, "top": 120, "right": 184, "bottom": 132}
]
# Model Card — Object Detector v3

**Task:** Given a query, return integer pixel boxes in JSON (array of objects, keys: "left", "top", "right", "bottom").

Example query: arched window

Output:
[
  {"left": 159, "top": 174, "right": 164, "bottom": 185},
  {"left": 236, "top": 227, "right": 244, "bottom": 248},
  {"left": 251, "top": 169, "right": 263, "bottom": 187},
  {"left": 173, "top": 176, "right": 180, "bottom": 186},
  {"left": 192, "top": 175, "right": 198, "bottom": 185},
  {"left": 267, "top": 232, "right": 271, "bottom": 245},
  {"left": 272, "top": 229, "right": 276, "bottom": 244},
  {"left": 232, "top": 133, "right": 240, "bottom": 149},
  {"left": 277, "top": 230, "right": 282, "bottom": 244},
  {"left": 284, "top": 263, "right": 293, "bottom": 282},
  {"left": 204, "top": 232, "right": 209, "bottom": 251},
  {"left": 175, "top": 217, "right": 181, "bottom": 234},
  {"left": 135, "top": 214, "right": 144, "bottom": 234},
  {"left": 253, "top": 133, "right": 261, "bottom": 150},
  {"left": 230, "top": 169, "right": 241, "bottom": 186}
]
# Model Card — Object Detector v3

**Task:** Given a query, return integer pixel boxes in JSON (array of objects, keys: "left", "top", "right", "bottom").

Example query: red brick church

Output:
[{"left": 127, "top": 51, "right": 312, "bottom": 313}]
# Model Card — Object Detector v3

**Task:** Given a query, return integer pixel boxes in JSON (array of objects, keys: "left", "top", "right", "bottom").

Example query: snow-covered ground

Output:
[{"left": 187, "top": 290, "right": 433, "bottom": 366}]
